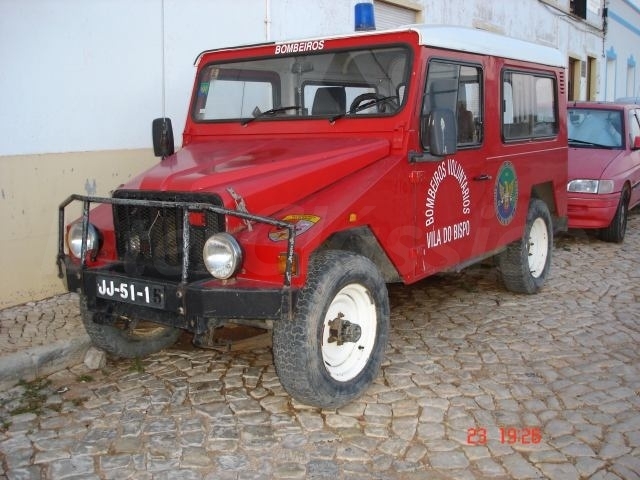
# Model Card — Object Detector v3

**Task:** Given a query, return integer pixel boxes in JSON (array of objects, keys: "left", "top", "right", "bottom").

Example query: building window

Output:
[{"left": 570, "top": 0, "right": 587, "bottom": 19}]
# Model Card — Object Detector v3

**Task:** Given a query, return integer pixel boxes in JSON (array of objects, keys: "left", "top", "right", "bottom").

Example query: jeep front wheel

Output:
[
  {"left": 272, "top": 251, "right": 390, "bottom": 409},
  {"left": 498, "top": 198, "right": 552, "bottom": 294},
  {"left": 80, "top": 297, "right": 182, "bottom": 358}
]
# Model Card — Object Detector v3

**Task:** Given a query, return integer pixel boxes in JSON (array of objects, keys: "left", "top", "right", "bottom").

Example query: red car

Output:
[{"left": 568, "top": 101, "right": 640, "bottom": 242}]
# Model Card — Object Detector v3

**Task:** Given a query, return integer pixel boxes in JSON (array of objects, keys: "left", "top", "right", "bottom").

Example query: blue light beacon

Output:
[{"left": 355, "top": 2, "right": 376, "bottom": 31}]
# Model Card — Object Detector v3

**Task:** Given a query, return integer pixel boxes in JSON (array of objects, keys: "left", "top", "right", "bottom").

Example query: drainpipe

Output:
[{"left": 265, "top": 0, "right": 271, "bottom": 41}]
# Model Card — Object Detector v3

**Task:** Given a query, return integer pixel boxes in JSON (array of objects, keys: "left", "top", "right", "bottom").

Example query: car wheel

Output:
[
  {"left": 80, "top": 297, "right": 182, "bottom": 358},
  {"left": 599, "top": 189, "right": 629, "bottom": 243},
  {"left": 272, "top": 250, "right": 390, "bottom": 409},
  {"left": 498, "top": 198, "right": 553, "bottom": 294}
]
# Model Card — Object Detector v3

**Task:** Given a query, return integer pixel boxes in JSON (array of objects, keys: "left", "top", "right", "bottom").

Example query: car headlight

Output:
[
  {"left": 67, "top": 222, "right": 100, "bottom": 259},
  {"left": 567, "top": 179, "right": 615, "bottom": 194},
  {"left": 203, "top": 233, "right": 242, "bottom": 279}
]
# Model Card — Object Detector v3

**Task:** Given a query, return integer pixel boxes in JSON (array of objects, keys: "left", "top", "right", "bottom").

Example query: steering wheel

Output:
[{"left": 349, "top": 93, "right": 398, "bottom": 114}]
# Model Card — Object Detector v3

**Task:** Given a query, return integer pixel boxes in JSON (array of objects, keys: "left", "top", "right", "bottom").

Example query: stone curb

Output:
[{"left": 0, "top": 335, "right": 91, "bottom": 390}]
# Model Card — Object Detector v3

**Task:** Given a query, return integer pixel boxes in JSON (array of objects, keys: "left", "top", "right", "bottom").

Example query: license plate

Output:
[{"left": 96, "top": 276, "right": 165, "bottom": 309}]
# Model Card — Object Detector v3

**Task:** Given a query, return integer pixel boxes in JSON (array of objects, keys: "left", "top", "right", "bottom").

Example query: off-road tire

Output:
[
  {"left": 498, "top": 198, "right": 553, "bottom": 294},
  {"left": 599, "top": 189, "right": 629, "bottom": 243},
  {"left": 80, "top": 297, "right": 182, "bottom": 358},
  {"left": 272, "top": 250, "right": 390, "bottom": 409}
]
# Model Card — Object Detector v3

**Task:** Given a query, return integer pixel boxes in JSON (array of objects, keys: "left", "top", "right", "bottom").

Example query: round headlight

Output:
[
  {"left": 67, "top": 222, "right": 100, "bottom": 258},
  {"left": 203, "top": 233, "right": 242, "bottom": 279}
]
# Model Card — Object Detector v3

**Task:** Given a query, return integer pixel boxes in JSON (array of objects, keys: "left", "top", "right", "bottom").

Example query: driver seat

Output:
[{"left": 312, "top": 87, "right": 346, "bottom": 115}]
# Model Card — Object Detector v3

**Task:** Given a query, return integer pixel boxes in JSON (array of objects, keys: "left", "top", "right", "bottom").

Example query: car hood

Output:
[
  {"left": 124, "top": 136, "right": 390, "bottom": 215},
  {"left": 568, "top": 147, "right": 624, "bottom": 180}
]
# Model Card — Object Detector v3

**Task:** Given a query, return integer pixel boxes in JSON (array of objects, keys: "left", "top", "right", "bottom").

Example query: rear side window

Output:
[{"left": 502, "top": 71, "right": 558, "bottom": 140}]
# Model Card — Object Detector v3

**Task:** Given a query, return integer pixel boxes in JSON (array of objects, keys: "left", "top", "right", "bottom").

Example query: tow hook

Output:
[{"left": 327, "top": 312, "right": 362, "bottom": 345}]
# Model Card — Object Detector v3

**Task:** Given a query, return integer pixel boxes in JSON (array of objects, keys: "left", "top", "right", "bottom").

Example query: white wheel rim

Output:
[
  {"left": 321, "top": 284, "right": 377, "bottom": 382},
  {"left": 528, "top": 217, "right": 549, "bottom": 278}
]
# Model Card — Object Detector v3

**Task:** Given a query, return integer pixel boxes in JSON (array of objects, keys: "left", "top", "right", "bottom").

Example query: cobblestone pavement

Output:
[
  {"left": 0, "top": 296, "right": 83, "bottom": 358},
  {"left": 1, "top": 211, "right": 640, "bottom": 479}
]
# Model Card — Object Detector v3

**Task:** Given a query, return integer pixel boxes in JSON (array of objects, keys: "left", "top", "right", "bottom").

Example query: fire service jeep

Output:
[{"left": 57, "top": 25, "right": 567, "bottom": 408}]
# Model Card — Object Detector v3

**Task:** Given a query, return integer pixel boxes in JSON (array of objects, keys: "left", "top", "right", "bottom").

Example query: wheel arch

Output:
[
  {"left": 317, "top": 226, "right": 401, "bottom": 283},
  {"left": 531, "top": 181, "right": 555, "bottom": 214},
  {"left": 531, "top": 181, "right": 565, "bottom": 232}
]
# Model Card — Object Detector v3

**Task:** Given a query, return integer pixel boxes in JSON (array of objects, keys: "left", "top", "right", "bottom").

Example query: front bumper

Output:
[
  {"left": 57, "top": 194, "right": 298, "bottom": 333},
  {"left": 62, "top": 258, "right": 297, "bottom": 333},
  {"left": 567, "top": 192, "right": 620, "bottom": 229}
]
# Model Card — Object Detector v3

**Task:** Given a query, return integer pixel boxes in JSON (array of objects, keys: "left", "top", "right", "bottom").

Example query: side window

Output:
[
  {"left": 423, "top": 60, "right": 483, "bottom": 147},
  {"left": 502, "top": 71, "right": 558, "bottom": 140}
]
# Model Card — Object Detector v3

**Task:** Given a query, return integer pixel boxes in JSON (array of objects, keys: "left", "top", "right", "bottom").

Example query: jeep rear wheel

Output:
[
  {"left": 272, "top": 251, "right": 389, "bottom": 409},
  {"left": 498, "top": 198, "right": 552, "bottom": 294},
  {"left": 80, "top": 297, "right": 182, "bottom": 358}
]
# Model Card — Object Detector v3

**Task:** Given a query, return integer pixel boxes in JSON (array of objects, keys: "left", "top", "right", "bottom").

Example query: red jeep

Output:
[{"left": 58, "top": 25, "right": 567, "bottom": 408}]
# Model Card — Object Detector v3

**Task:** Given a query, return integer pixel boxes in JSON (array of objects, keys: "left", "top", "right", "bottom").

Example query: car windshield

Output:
[
  {"left": 568, "top": 108, "right": 623, "bottom": 149},
  {"left": 192, "top": 45, "right": 410, "bottom": 123}
]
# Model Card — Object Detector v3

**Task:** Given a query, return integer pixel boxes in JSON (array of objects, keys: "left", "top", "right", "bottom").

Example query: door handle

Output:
[{"left": 473, "top": 174, "right": 492, "bottom": 181}]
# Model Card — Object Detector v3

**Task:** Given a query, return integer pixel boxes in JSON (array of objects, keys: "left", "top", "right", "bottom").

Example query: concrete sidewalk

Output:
[{"left": 0, "top": 293, "right": 90, "bottom": 390}]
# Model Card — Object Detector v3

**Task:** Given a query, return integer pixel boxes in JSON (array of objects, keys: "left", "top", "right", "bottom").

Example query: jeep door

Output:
[{"left": 411, "top": 58, "right": 491, "bottom": 277}]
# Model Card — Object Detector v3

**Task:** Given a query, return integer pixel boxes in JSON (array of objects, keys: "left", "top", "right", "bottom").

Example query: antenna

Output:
[{"left": 161, "top": 0, "right": 166, "bottom": 118}]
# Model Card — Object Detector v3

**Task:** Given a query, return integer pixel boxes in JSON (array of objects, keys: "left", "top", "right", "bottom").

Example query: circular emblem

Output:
[{"left": 494, "top": 162, "right": 518, "bottom": 225}]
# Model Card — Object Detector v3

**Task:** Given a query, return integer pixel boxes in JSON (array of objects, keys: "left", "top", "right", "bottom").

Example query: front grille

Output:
[{"left": 112, "top": 190, "right": 224, "bottom": 281}]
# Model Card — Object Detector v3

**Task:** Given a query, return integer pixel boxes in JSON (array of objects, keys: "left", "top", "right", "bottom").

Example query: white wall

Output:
[
  {"left": 423, "top": 0, "right": 608, "bottom": 100},
  {"left": 0, "top": 0, "right": 618, "bottom": 159},
  {"left": 0, "top": 0, "right": 271, "bottom": 157}
]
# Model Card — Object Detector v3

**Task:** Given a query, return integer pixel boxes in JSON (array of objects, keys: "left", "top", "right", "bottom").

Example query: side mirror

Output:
[
  {"left": 422, "top": 108, "right": 457, "bottom": 157},
  {"left": 633, "top": 136, "right": 640, "bottom": 150},
  {"left": 152, "top": 118, "right": 175, "bottom": 157}
]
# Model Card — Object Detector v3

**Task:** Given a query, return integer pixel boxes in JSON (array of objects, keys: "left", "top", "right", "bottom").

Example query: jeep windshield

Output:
[{"left": 192, "top": 45, "right": 410, "bottom": 123}]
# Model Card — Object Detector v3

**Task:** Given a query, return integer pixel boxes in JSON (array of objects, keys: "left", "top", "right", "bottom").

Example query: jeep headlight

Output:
[
  {"left": 203, "top": 233, "right": 242, "bottom": 279},
  {"left": 67, "top": 222, "right": 100, "bottom": 259},
  {"left": 567, "top": 179, "right": 615, "bottom": 194}
]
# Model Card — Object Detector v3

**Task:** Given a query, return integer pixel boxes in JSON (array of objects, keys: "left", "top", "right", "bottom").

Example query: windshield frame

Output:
[{"left": 190, "top": 43, "right": 413, "bottom": 124}]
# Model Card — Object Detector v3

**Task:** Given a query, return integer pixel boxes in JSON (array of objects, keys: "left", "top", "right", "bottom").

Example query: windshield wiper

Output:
[
  {"left": 329, "top": 95, "right": 399, "bottom": 123},
  {"left": 241, "top": 106, "right": 302, "bottom": 126},
  {"left": 568, "top": 138, "right": 617, "bottom": 149}
]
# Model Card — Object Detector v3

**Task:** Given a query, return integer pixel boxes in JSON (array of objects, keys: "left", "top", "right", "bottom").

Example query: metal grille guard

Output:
[{"left": 57, "top": 194, "right": 297, "bottom": 316}]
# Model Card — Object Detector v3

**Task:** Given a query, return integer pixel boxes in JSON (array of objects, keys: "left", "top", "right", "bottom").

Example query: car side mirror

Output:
[
  {"left": 633, "top": 136, "right": 640, "bottom": 150},
  {"left": 152, "top": 118, "right": 175, "bottom": 158},
  {"left": 422, "top": 108, "right": 457, "bottom": 157}
]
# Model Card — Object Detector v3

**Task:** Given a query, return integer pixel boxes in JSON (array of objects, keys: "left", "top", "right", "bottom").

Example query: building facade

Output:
[
  {"left": 604, "top": 0, "right": 640, "bottom": 100},
  {"left": 0, "top": 0, "right": 636, "bottom": 307}
]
